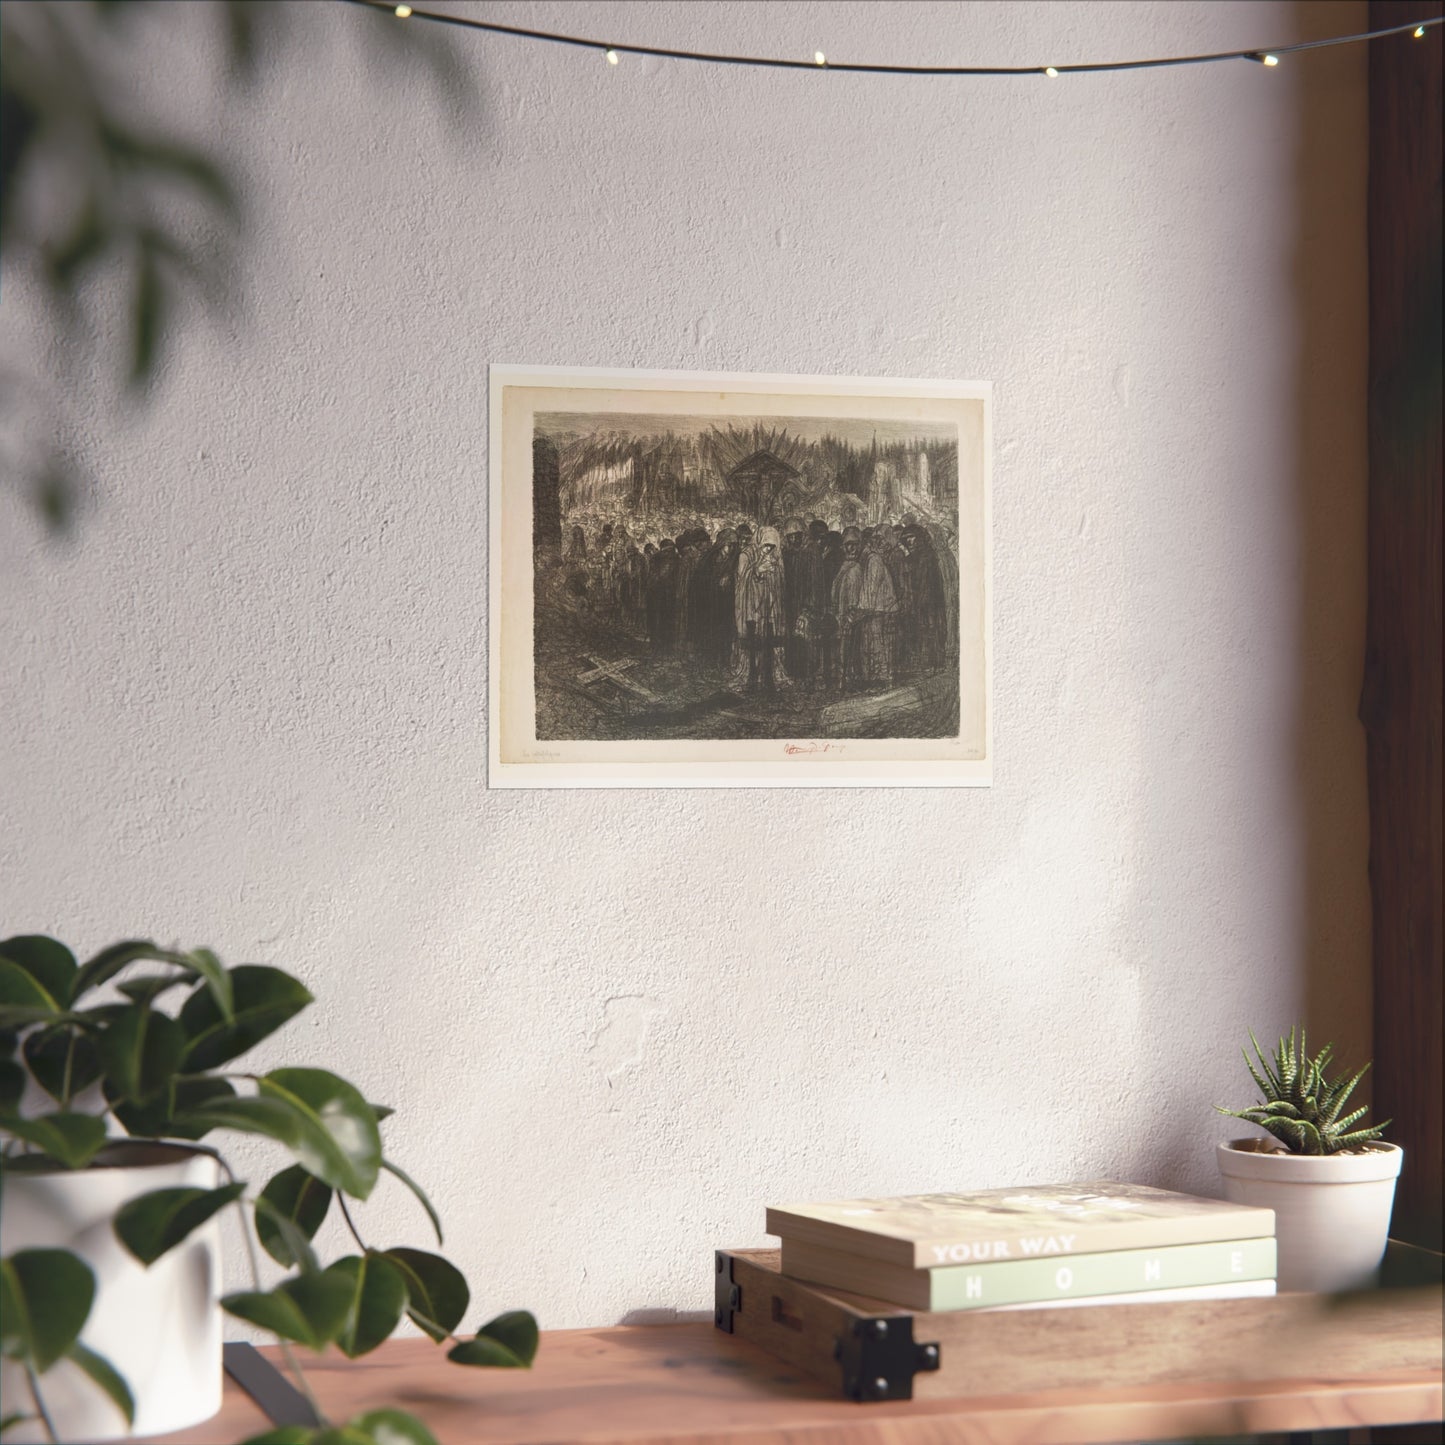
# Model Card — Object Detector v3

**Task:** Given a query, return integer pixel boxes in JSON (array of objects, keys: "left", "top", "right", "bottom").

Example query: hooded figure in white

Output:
[{"left": 733, "top": 524, "right": 791, "bottom": 689}]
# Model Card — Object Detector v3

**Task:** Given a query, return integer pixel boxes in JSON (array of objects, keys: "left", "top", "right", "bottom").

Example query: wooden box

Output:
[{"left": 715, "top": 1243, "right": 1445, "bottom": 1404}]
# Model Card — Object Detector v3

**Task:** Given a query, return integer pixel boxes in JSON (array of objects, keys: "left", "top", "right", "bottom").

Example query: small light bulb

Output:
[
  {"left": 1414, "top": 25, "right": 1426, "bottom": 38},
  {"left": 814, "top": 51, "right": 826, "bottom": 66},
  {"left": 394, "top": 3, "right": 411, "bottom": 15},
  {"left": 606, "top": 48, "right": 619, "bottom": 65},
  {"left": 1262, "top": 53, "right": 1279, "bottom": 66},
  {"left": 1044, "top": 66, "right": 1059, "bottom": 78}
]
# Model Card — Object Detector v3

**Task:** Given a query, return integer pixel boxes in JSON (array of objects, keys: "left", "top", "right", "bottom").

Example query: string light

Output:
[{"left": 340, "top": 3, "right": 1444, "bottom": 78}]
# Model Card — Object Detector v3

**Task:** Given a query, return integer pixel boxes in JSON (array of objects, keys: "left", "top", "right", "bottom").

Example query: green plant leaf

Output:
[
  {"left": 380, "top": 1158, "right": 442, "bottom": 1246},
  {"left": 351, "top": 1409, "right": 441, "bottom": 1445},
  {"left": 256, "top": 1165, "right": 332, "bottom": 1268},
  {"left": 171, "top": 1093, "right": 307, "bottom": 1151},
  {"left": 98, "top": 1005, "right": 187, "bottom": 1103},
  {"left": 1332, "top": 1121, "right": 1392, "bottom": 1151},
  {"left": 0, "top": 938, "right": 76, "bottom": 1008},
  {"left": 113, "top": 1182, "right": 245, "bottom": 1266},
  {"left": 115, "top": 975, "right": 191, "bottom": 1007},
  {"left": 370, "top": 1103, "right": 394, "bottom": 1122},
  {"left": 0, "top": 960, "right": 60, "bottom": 1028},
  {"left": 23, "top": 1027, "right": 102, "bottom": 1103},
  {"left": 0, "top": 1262, "right": 22, "bottom": 1359},
  {"left": 382, "top": 1248, "right": 468, "bottom": 1342},
  {"left": 0, "top": 1248, "right": 95, "bottom": 1371},
  {"left": 258, "top": 1070, "right": 381, "bottom": 1201},
  {"left": 326, "top": 1253, "right": 407, "bottom": 1359},
  {"left": 223, "top": 1272, "right": 353, "bottom": 1351},
  {"left": 179, "top": 966, "right": 313, "bottom": 1071},
  {"left": 252, "top": 1196, "right": 321, "bottom": 1276},
  {"left": 67, "top": 1341, "right": 135, "bottom": 1426},
  {"left": 181, "top": 948, "right": 234, "bottom": 1022},
  {"left": 0, "top": 1060, "right": 25, "bottom": 1114},
  {"left": 107, "top": 1073, "right": 240, "bottom": 1142},
  {"left": 152, "top": 1076, "right": 240, "bottom": 1141},
  {"left": 0, "top": 1112, "right": 108, "bottom": 1168},
  {"left": 309, "top": 1430, "right": 374, "bottom": 1445},
  {"left": 447, "top": 1310, "right": 538, "bottom": 1369},
  {"left": 72, "top": 941, "right": 177, "bottom": 1000}
]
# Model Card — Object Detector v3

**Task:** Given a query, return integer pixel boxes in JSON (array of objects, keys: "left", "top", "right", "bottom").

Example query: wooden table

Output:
[{"left": 151, "top": 1320, "right": 1444, "bottom": 1445}]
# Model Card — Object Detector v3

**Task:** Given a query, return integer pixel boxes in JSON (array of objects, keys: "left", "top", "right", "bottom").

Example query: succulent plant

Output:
[{"left": 1216, "top": 1025, "right": 1391, "bottom": 1156}]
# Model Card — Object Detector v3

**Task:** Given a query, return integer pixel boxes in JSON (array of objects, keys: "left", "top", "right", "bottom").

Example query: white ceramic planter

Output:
[
  {"left": 0, "top": 1141, "right": 224, "bottom": 1442},
  {"left": 1216, "top": 1137, "right": 1403, "bottom": 1294}
]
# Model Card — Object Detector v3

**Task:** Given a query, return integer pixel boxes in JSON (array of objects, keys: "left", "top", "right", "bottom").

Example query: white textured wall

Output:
[{"left": 0, "top": 1, "right": 1370, "bottom": 1330}]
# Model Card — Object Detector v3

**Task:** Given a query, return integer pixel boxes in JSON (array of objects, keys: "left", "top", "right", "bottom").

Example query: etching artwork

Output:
[
  {"left": 490, "top": 369, "right": 990, "bottom": 787},
  {"left": 534, "top": 411, "right": 960, "bottom": 742}
]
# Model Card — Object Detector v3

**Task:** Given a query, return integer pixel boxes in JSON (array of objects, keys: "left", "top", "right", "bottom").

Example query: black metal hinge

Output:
[
  {"left": 714, "top": 1250, "right": 742, "bottom": 1332},
  {"left": 833, "top": 1313, "right": 941, "bottom": 1401}
]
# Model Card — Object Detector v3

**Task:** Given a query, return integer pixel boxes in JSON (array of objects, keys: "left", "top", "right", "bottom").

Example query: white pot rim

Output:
[
  {"left": 1217, "top": 1137, "right": 1403, "bottom": 1184},
  {"left": 2, "top": 1138, "right": 214, "bottom": 1177}
]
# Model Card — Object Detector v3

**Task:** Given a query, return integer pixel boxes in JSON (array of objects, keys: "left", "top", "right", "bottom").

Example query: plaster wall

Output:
[{"left": 0, "top": 0, "right": 1371, "bottom": 1328}]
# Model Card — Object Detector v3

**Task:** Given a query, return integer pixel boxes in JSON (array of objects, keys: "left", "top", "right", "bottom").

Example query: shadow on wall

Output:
[{"left": 1132, "top": 0, "right": 1374, "bottom": 1198}]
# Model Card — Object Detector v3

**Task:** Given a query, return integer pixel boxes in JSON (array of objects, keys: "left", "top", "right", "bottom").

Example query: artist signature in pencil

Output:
[{"left": 784, "top": 742, "right": 844, "bottom": 756}]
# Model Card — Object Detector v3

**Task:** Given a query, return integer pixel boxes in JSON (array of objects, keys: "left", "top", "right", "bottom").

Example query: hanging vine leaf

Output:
[
  {"left": 113, "top": 1182, "right": 245, "bottom": 1266},
  {"left": 382, "top": 1249, "right": 468, "bottom": 1342},
  {"left": 351, "top": 1410, "right": 441, "bottom": 1445},
  {"left": 222, "top": 1272, "right": 353, "bottom": 1352},
  {"left": 0, "top": 1249, "right": 96, "bottom": 1371},
  {"left": 67, "top": 1341, "right": 135, "bottom": 1427},
  {"left": 258, "top": 1070, "right": 380, "bottom": 1200},
  {"left": 256, "top": 1165, "right": 332, "bottom": 1268},
  {"left": 447, "top": 1310, "right": 538, "bottom": 1369},
  {"left": 326, "top": 1253, "right": 407, "bottom": 1359}
]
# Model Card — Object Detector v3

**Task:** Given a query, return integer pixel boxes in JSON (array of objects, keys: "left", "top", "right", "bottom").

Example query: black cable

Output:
[{"left": 337, "top": 1, "right": 1441, "bottom": 78}]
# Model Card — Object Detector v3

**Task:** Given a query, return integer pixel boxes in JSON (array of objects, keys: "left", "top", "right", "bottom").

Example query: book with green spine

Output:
[
  {"left": 779, "top": 1234, "right": 1278, "bottom": 1311},
  {"left": 766, "top": 1180, "right": 1274, "bottom": 1269}
]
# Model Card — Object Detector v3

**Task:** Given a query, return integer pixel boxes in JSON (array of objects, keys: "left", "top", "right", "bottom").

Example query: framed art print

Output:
[{"left": 488, "top": 366, "right": 991, "bottom": 787}]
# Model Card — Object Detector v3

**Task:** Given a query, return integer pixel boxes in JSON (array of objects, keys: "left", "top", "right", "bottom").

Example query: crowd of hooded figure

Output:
[{"left": 554, "top": 514, "right": 958, "bottom": 693}]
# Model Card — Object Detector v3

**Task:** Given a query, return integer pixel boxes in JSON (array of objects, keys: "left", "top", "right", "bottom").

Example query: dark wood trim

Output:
[{"left": 1364, "top": 0, "right": 1443, "bottom": 1274}]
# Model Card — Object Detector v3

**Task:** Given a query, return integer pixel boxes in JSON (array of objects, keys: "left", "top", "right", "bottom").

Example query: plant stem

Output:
[
  {"left": 336, "top": 1194, "right": 367, "bottom": 1253},
  {"left": 219, "top": 1156, "right": 327, "bottom": 1428},
  {"left": 60, "top": 1032, "right": 77, "bottom": 1110},
  {"left": 24, "top": 1364, "right": 57, "bottom": 1444}
]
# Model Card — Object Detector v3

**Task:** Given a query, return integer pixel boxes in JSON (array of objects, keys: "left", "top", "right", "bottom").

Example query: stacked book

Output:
[{"left": 766, "top": 1181, "right": 1277, "bottom": 1312}]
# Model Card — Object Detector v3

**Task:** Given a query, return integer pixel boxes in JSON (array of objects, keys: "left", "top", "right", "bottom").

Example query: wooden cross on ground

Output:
[{"left": 577, "top": 655, "right": 658, "bottom": 702}]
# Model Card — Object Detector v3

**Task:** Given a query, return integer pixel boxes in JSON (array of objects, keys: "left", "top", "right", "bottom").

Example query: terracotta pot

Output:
[
  {"left": 0, "top": 1141, "right": 224, "bottom": 1441},
  {"left": 1216, "top": 1137, "right": 1403, "bottom": 1293}
]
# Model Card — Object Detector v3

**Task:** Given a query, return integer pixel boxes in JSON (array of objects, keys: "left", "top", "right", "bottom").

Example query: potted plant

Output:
[
  {"left": 0, "top": 934, "right": 537, "bottom": 1444},
  {"left": 1215, "top": 1025, "right": 1402, "bottom": 1293}
]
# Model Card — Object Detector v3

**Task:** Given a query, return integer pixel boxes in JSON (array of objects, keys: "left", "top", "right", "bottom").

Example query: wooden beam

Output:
[{"left": 1364, "top": 0, "right": 1444, "bottom": 1269}]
